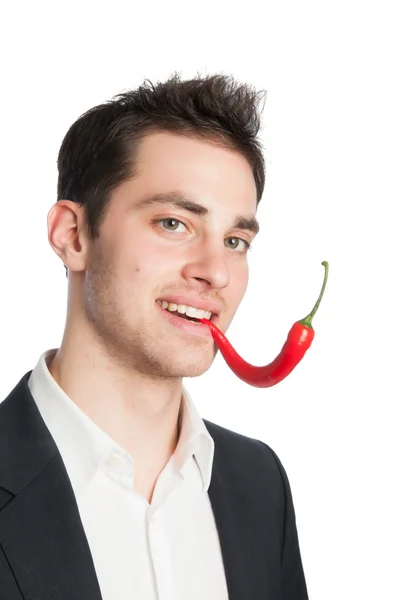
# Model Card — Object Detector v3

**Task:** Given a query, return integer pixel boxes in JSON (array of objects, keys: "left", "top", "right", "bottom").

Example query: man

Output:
[{"left": 0, "top": 74, "right": 308, "bottom": 599}]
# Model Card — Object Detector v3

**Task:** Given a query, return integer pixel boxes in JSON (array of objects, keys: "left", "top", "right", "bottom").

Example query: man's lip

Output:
[{"left": 156, "top": 295, "right": 222, "bottom": 317}]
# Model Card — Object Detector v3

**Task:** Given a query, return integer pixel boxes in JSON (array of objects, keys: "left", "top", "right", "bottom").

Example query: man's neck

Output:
[{"left": 47, "top": 343, "right": 184, "bottom": 492}]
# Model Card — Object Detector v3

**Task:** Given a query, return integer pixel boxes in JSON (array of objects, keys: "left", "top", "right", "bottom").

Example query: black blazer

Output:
[{"left": 0, "top": 372, "right": 308, "bottom": 600}]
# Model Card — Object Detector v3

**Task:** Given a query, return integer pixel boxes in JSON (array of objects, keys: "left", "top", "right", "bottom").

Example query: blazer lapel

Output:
[
  {"left": 206, "top": 420, "right": 261, "bottom": 600},
  {"left": 0, "top": 373, "right": 103, "bottom": 600},
  {"left": 208, "top": 466, "right": 253, "bottom": 600}
]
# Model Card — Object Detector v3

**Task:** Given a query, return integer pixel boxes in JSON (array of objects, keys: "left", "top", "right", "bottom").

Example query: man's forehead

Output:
[{"left": 122, "top": 131, "right": 259, "bottom": 220}]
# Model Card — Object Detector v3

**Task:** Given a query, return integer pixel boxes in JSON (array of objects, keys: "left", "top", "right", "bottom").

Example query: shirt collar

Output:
[
  {"left": 28, "top": 349, "right": 118, "bottom": 499},
  {"left": 27, "top": 349, "right": 214, "bottom": 497},
  {"left": 175, "top": 384, "right": 214, "bottom": 491}
]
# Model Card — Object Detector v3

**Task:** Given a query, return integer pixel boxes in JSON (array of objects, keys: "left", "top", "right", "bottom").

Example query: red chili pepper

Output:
[{"left": 199, "top": 261, "right": 329, "bottom": 388}]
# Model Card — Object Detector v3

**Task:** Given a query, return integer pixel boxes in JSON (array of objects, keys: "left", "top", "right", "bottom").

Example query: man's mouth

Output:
[{"left": 155, "top": 299, "right": 214, "bottom": 323}]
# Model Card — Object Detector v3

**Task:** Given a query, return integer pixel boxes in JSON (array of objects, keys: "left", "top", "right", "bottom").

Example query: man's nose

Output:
[{"left": 181, "top": 241, "right": 230, "bottom": 290}]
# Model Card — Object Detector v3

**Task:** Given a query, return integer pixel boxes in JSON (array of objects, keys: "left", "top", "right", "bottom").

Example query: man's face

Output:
[{"left": 82, "top": 131, "right": 258, "bottom": 379}]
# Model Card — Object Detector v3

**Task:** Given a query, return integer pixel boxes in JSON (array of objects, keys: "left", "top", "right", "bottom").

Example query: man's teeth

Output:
[{"left": 156, "top": 299, "right": 212, "bottom": 320}]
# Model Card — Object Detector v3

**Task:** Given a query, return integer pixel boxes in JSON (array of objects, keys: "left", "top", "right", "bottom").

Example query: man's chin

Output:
[{"left": 180, "top": 354, "right": 217, "bottom": 379}]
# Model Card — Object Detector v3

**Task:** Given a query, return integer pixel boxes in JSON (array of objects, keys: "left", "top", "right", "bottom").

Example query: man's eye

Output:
[
  {"left": 225, "top": 237, "right": 252, "bottom": 253},
  {"left": 158, "top": 218, "right": 187, "bottom": 232}
]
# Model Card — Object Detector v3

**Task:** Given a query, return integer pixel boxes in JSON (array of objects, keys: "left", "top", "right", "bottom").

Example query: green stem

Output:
[{"left": 298, "top": 261, "right": 329, "bottom": 329}]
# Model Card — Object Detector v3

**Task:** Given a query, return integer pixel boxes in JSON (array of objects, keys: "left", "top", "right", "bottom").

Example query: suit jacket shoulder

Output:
[
  {"left": 204, "top": 418, "right": 290, "bottom": 502},
  {"left": 0, "top": 371, "right": 104, "bottom": 600}
]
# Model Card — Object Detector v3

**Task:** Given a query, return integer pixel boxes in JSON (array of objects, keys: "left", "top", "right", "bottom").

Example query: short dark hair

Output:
[{"left": 57, "top": 73, "right": 267, "bottom": 276}]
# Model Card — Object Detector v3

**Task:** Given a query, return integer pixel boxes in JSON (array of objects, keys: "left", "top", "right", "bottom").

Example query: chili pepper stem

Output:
[{"left": 298, "top": 261, "right": 329, "bottom": 329}]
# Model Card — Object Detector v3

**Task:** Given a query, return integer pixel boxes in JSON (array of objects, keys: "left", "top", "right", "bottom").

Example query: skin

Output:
[{"left": 47, "top": 131, "right": 258, "bottom": 502}]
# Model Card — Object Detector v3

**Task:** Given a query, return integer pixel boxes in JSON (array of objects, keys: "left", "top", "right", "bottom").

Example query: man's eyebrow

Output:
[{"left": 135, "top": 192, "right": 260, "bottom": 236}]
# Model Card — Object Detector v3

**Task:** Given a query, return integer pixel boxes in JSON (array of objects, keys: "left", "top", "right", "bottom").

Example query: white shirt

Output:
[{"left": 28, "top": 349, "right": 229, "bottom": 600}]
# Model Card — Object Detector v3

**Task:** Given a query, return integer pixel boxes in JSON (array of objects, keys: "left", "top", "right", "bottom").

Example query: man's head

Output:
[{"left": 48, "top": 73, "right": 266, "bottom": 379}]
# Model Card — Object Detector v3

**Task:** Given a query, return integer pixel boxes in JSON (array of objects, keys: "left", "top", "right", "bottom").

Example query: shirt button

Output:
[{"left": 105, "top": 453, "right": 124, "bottom": 469}]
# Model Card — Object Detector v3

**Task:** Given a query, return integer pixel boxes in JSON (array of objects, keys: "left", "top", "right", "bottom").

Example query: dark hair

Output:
[{"left": 57, "top": 73, "right": 267, "bottom": 276}]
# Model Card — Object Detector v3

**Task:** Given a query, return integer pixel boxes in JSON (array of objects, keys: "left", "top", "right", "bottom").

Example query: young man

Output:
[{"left": 0, "top": 74, "right": 308, "bottom": 599}]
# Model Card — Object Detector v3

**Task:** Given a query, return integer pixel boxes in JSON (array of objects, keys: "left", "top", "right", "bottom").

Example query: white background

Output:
[{"left": 1, "top": 1, "right": 399, "bottom": 598}]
